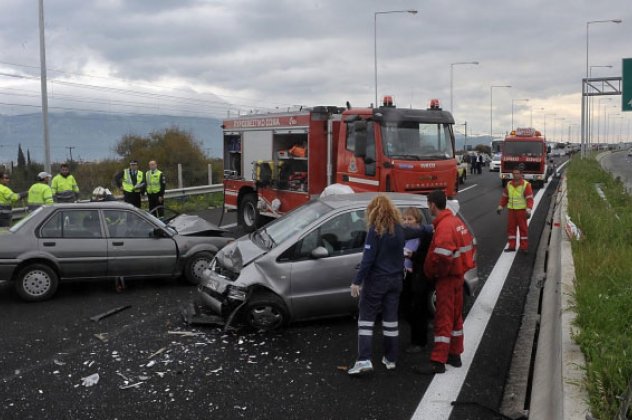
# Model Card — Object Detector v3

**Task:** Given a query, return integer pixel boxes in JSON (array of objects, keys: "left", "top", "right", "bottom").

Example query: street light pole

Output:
[
  {"left": 449, "top": 61, "right": 479, "bottom": 113},
  {"left": 585, "top": 19, "right": 621, "bottom": 154},
  {"left": 554, "top": 117, "right": 565, "bottom": 142},
  {"left": 596, "top": 97, "right": 612, "bottom": 145},
  {"left": 490, "top": 85, "right": 511, "bottom": 142},
  {"left": 511, "top": 98, "right": 529, "bottom": 130},
  {"left": 38, "top": 0, "right": 51, "bottom": 173},
  {"left": 374, "top": 10, "right": 418, "bottom": 107}
]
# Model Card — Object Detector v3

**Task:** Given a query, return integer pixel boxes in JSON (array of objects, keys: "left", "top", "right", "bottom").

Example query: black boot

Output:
[
  {"left": 447, "top": 354, "right": 462, "bottom": 367},
  {"left": 412, "top": 361, "right": 446, "bottom": 375}
]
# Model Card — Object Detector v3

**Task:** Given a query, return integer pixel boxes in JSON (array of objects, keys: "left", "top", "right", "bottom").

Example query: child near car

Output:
[{"left": 400, "top": 207, "right": 432, "bottom": 353}]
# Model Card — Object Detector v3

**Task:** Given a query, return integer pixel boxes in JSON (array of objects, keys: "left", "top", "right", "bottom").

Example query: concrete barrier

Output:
[{"left": 529, "top": 177, "right": 591, "bottom": 419}]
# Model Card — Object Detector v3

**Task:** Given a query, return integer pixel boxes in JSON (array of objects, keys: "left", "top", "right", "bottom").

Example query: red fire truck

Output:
[
  {"left": 222, "top": 97, "right": 458, "bottom": 231},
  {"left": 500, "top": 127, "right": 551, "bottom": 188}
]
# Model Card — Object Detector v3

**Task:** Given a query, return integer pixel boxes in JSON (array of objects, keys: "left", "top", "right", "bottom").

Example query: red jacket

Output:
[
  {"left": 424, "top": 209, "right": 476, "bottom": 279},
  {"left": 499, "top": 179, "right": 534, "bottom": 209}
]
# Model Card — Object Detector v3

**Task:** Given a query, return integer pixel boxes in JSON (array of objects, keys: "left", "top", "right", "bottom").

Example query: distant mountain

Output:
[{"left": 0, "top": 112, "right": 223, "bottom": 163}]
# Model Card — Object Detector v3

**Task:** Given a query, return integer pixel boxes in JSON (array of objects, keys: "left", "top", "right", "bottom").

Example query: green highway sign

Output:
[{"left": 623, "top": 58, "right": 632, "bottom": 112}]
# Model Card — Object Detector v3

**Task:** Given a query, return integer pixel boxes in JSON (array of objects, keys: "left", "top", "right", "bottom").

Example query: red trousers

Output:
[
  {"left": 507, "top": 209, "right": 528, "bottom": 251},
  {"left": 431, "top": 276, "right": 464, "bottom": 364}
]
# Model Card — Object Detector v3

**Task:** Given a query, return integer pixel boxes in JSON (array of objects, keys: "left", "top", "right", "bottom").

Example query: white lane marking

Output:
[
  {"left": 458, "top": 184, "right": 478, "bottom": 193},
  {"left": 412, "top": 177, "right": 550, "bottom": 419},
  {"left": 220, "top": 222, "right": 237, "bottom": 229}
]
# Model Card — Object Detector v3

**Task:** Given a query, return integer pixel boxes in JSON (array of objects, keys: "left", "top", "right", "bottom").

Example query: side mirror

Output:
[
  {"left": 153, "top": 227, "right": 167, "bottom": 238},
  {"left": 311, "top": 246, "right": 329, "bottom": 259}
]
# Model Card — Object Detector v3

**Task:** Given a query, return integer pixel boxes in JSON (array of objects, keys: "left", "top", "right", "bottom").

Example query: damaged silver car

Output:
[
  {"left": 197, "top": 192, "right": 479, "bottom": 330},
  {"left": 0, "top": 202, "right": 233, "bottom": 301}
]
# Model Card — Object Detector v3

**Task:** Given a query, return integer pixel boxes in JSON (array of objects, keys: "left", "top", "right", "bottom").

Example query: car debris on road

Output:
[{"left": 89, "top": 305, "right": 131, "bottom": 322}]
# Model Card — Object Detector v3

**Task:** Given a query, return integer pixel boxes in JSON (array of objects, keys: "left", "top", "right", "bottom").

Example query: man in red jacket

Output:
[
  {"left": 414, "top": 189, "right": 476, "bottom": 375},
  {"left": 497, "top": 167, "right": 534, "bottom": 253}
]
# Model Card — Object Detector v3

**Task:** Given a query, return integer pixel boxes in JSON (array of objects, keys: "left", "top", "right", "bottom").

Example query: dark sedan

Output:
[{"left": 0, "top": 202, "right": 233, "bottom": 301}]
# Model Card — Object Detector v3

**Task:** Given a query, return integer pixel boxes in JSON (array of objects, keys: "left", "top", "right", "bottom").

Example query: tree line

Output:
[{"left": 0, "top": 127, "right": 223, "bottom": 198}]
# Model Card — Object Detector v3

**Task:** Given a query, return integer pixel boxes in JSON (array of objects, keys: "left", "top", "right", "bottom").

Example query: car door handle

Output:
[
  {"left": 43, "top": 242, "right": 56, "bottom": 247},
  {"left": 112, "top": 241, "right": 125, "bottom": 246}
]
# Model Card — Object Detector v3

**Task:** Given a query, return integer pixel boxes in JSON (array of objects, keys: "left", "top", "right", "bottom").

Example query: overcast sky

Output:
[{"left": 1, "top": 0, "right": 631, "bottom": 140}]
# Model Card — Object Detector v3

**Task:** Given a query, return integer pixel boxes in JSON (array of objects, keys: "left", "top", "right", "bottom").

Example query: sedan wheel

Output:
[
  {"left": 16, "top": 264, "right": 59, "bottom": 302},
  {"left": 184, "top": 251, "right": 215, "bottom": 285},
  {"left": 245, "top": 292, "right": 288, "bottom": 331}
]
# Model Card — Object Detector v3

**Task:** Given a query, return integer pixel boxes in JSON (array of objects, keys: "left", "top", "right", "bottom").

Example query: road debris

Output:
[
  {"left": 119, "top": 382, "right": 143, "bottom": 390},
  {"left": 89, "top": 305, "right": 132, "bottom": 322},
  {"left": 147, "top": 347, "right": 167, "bottom": 360},
  {"left": 81, "top": 373, "right": 100, "bottom": 387},
  {"left": 336, "top": 366, "right": 348, "bottom": 372},
  {"left": 209, "top": 367, "right": 223, "bottom": 373},
  {"left": 53, "top": 359, "right": 66, "bottom": 366},
  {"left": 116, "top": 372, "right": 130, "bottom": 382},
  {"left": 167, "top": 330, "right": 204, "bottom": 337},
  {"left": 93, "top": 333, "right": 109, "bottom": 343}
]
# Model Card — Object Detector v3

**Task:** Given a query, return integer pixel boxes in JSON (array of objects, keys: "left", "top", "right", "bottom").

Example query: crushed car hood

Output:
[
  {"left": 216, "top": 235, "right": 267, "bottom": 273},
  {"left": 168, "top": 214, "right": 226, "bottom": 236}
]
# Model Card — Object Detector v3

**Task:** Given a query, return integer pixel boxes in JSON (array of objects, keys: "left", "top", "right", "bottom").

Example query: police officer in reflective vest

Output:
[
  {"left": 114, "top": 160, "right": 145, "bottom": 208},
  {"left": 0, "top": 171, "right": 27, "bottom": 227},
  {"left": 414, "top": 189, "right": 476, "bottom": 375},
  {"left": 497, "top": 167, "right": 534, "bottom": 253},
  {"left": 146, "top": 160, "right": 166, "bottom": 217},
  {"left": 51, "top": 163, "right": 80, "bottom": 202},
  {"left": 27, "top": 172, "right": 54, "bottom": 211}
]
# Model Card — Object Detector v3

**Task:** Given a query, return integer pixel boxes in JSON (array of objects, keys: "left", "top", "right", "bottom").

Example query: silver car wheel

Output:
[
  {"left": 250, "top": 306, "right": 283, "bottom": 329},
  {"left": 191, "top": 257, "right": 211, "bottom": 281},
  {"left": 22, "top": 270, "right": 52, "bottom": 297}
]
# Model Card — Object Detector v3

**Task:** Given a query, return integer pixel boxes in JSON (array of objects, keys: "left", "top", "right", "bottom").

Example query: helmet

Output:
[
  {"left": 91, "top": 186, "right": 112, "bottom": 201},
  {"left": 38, "top": 171, "right": 52, "bottom": 181}
]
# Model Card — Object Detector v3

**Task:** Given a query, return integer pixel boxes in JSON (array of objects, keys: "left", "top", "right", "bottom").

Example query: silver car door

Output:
[
  {"left": 103, "top": 209, "right": 177, "bottom": 278},
  {"left": 38, "top": 209, "right": 107, "bottom": 278},
  {"left": 288, "top": 209, "right": 366, "bottom": 320}
]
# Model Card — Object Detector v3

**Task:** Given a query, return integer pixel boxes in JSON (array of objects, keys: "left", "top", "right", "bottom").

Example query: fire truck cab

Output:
[
  {"left": 222, "top": 98, "right": 458, "bottom": 231},
  {"left": 500, "top": 127, "right": 550, "bottom": 188}
]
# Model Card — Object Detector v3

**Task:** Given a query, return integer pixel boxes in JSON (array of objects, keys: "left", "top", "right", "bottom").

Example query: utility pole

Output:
[
  {"left": 38, "top": 0, "right": 51, "bottom": 173},
  {"left": 65, "top": 146, "right": 76, "bottom": 162}
]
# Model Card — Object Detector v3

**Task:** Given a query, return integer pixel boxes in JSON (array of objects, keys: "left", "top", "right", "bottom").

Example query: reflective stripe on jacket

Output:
[
  {"left": 0, "top": 184, "right": 19, "bottom": 207},
  {"left": 500, "top": 179, "right": 534, "bottom": 210},
  {"left": 424, "top": 209, "right": 476, "bottom": 279},
  {"left": 122, "top": 169, "right": 144, "bottom": 193},
  {"left": 27, "top": 183, "right": 54, "bottom": 206},
  {"left": 145, "top": 169, "right": 163, "bottom": 194},
  {"left": 51, "top": 174, "right": 79, "bottom": 194}
]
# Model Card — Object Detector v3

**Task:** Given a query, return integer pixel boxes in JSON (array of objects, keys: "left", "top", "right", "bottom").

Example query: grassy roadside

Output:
[
  {"left": 163, "top": 192, "right": 224, "bottom": 213},
  {"left": 566, "top": 156, "right": 632, "bottom": 418}
]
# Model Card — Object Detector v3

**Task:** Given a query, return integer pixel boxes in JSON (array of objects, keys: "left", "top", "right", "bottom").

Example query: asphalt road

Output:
[
  {"left": 600, "top": 150, "right": 632, "bottom": 193},
  {"left": 0, "top": 162, "right": 564, "bottom": 420}
]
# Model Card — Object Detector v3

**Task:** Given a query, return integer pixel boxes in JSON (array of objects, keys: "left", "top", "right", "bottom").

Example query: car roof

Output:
[
  {"left": 319, "top": 192, "right": 428, "bottom": 209},
  {"left": 39, "top": 201, "right": 139, "bottom": 210}
]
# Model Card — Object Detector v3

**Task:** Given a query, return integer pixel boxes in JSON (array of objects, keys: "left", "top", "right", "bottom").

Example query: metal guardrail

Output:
[{"left": 10, "top": 183, "right": 224, "bottom": 220}]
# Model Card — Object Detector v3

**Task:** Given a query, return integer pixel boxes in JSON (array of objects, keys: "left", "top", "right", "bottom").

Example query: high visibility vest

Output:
[
  {"left": 27, "top": 183, "right": 54, "bottom": 206},
  {"left": 122, "top": 169, "right": 144, "bottom": 193},
  {"left": 507, "top": 181, "right": 529, "bottom": 210},
  {"left": 51, "top": 174, "right": 79, "bottom": 194},
  {"left": 0, "top": 184, "right": 19, "bottom": 208},
  {"left": 145, "top": 169, "right": 163, "bottom": 194}
]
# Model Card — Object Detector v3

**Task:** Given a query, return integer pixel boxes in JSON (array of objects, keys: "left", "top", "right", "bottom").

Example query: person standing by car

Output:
[
  {"left": 414, "top": 189, "right": 475, "bottom": 375},
  {"left": 348, "top": 195, "right": 406, "bottom": 375},
  {"left": 51, "top": 163, "right": 79, "bottom": 202},
  {"left": 0, "top": 171, "right": 27, "bottom": 227},
  {"left": 146, "top": 160, "right": 166, "bottom": 217},
  {"left": 497, "top": 166, "right": 534, "bottom": 253},
  {"left": 27, "top": 172, "right": 54, "bottom": 211},
  {"left": 400, "top": 207, "right": 433, "bottom": 354},
  {"left": 114, "top": 160, "right": 145, "bottom": 208},
  {"left": 476, "top": 153, "right": 484, "bottom": 174}
]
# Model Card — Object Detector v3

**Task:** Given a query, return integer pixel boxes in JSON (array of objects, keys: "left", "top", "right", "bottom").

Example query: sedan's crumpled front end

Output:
[{"left": 197, "top": 244, "right": 248, "bottom": 317}]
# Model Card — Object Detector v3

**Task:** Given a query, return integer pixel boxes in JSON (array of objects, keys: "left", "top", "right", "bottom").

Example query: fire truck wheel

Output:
[{"left": 239, "top": 193, "right": 261, "bottom": 232}]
